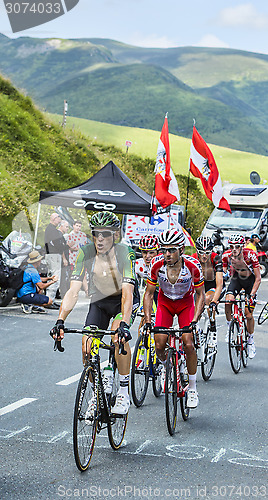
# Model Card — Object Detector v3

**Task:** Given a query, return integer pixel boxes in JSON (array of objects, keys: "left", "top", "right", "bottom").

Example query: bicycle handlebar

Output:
[{"left": 55, "top": 327, "right": 128, "bottom": 355}]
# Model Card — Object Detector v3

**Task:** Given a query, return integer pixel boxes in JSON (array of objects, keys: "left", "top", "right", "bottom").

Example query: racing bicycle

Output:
[
  {"left": 198, "top": 305, "right": 217, "bottom": 381},
  {"left": 62, "top": 326, "right": 128, "bottom": 472},
  {"left": 153, "top": 326, "right": 190, "bottom": 436},
  {"left": 131, "top": 319, "right": 162, "bottom": 407},
  {"left": 225, "top": 292, "right": 249, "bottom": 374}
]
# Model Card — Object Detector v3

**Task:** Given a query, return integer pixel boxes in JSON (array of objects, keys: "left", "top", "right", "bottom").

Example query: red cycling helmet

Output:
[
  {"left": 228, "top": 234, "right": 245, "bottom": 245},
  {"left": 139, "top": 235, "right": 159, "bottom": 250}
]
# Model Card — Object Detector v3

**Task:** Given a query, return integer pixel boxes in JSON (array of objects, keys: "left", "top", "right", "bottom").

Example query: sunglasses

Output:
[
  {"left": 160, "top": 247, "right": 178, "bottom": 254},
  {"left": 198, "top": 250, "right": 211, "bottom": 255},
  {"left": 92, "top": 229, "right": 114, "bottom": 238},
  {"left": 230, "top": 244, "right": 241, "bottom": 249}
]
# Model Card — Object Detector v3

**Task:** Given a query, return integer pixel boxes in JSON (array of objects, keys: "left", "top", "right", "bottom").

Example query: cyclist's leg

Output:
[
  {"left": 83, "top": 299, "right": 110, "bottom": 365},
  {"left": 225, "top": 274, "right": 241, "bottom": 321},
  {"left": 154, "top": 291, "right": 173, "bottom": 362},
  {"left": 243, "top": 275, "right": 257, "bottom": 358},
  {"left": 178, "top": 296, "right": 197, "bottom": 376}
]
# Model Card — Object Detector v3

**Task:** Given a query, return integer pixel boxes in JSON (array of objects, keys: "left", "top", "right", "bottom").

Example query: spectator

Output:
[
  {"left": 58, "top": 220, "right": 70, "bottom": 297},
  {"left": 44, "top": 213, "right": 65, "bottom": 308},
  {"left": 17, "top": 250, "right": 58, "bottom": 314},
  {"left": 67, "top": 220, "right": 88, "bottom": 295}
]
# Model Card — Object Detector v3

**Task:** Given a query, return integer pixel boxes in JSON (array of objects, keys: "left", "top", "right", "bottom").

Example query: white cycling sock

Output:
[
  {"left": 188, "top": 374, "right": 197, "bottom": 390},
  {"left": 118, "top": 374, "right": 129, "bottom": 397},
  {"left": 248, "top": 334, "right": 254, "bottom": 344},
  {"left": 226, "top": 320, "right": 231, "bottom": 328}
]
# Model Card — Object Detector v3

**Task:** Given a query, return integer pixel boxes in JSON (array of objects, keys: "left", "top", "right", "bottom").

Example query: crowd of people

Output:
[{"left": 15, "top": 210, "right": 262, "bottom": 415}]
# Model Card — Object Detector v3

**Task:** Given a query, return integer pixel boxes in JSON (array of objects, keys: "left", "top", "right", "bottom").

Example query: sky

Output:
[{"left": 0, "top": 0, "right": 268, "bottom": 55}]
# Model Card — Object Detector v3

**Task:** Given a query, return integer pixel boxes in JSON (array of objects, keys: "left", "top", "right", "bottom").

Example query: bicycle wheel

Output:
[
  {"left": 73, "top": 365, "right": 98, "bottom": 472},
  {"left": 108, "top": 368, "right": 128, "bottom": 450},
  {"left": 131, "top": 335, "right": 150, "bottom": 407},
  {"left": 165, "top": 350, "right": 177, "bottom": 436},
  {"left": 258, "top": 302, "right": 268, "bottom": 325},
  {"left": 201, "top": 327, "right": 217, "bottom": 381},
  {"left": 228, "top": 320, "right": 241, "bottom": 374},
  {"left": 152, "top": 362, "right": 162, "bottom": 397},
  {"left": 179, "top": 370, "right": 190, "bottom": 421},
  {"left": 241, "top": 321, "right": 248, "bottom": 368}
]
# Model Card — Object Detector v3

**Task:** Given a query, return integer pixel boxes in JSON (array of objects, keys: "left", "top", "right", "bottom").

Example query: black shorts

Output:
[
  {"left": 226, "top": 272, "right": 255, "bottom": 297},
  {"left": 85, "top": 294, "right": 122, "bottom": 330}
]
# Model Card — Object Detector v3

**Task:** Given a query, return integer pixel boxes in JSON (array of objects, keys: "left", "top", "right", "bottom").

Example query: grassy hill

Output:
[
  {"left": 1, "top": 35, "right": 268, "bottom": 156},
  {"left": 49, "top": 114, "right": 268, "bottom": 185},
  {"left": 0, "top": 75, "right": 213, "bottom": 241}
]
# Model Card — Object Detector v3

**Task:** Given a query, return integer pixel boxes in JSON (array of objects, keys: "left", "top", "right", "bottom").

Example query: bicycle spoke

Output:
[
  {"left": 73, "top": 366, "right": 98, "bottom": 471},
  {"left": 258, "top": 302, "right": 268, "bottom": 325},
  {"left": 165, "top": 350, "right": 177, "bottom": 435},
  {"left": 228, "top": 320, "right": 241, "bottom": 374},
  {"left": 131, "top": 336, "right": 150, "bottom": 407},
  {"left": 108, "top": 368, "right": 128, "bottom": 449}
]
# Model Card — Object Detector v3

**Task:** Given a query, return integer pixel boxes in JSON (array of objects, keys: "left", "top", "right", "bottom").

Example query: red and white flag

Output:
[
  {"left": 190, "top": 126, "right": 231, "bottom": 213},
  {"left": 152, "top": 114, "right": 180, "bottom": 213}
]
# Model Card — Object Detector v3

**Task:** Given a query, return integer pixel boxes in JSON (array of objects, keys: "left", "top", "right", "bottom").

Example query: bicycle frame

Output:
[{"left": 168, "top": 331, "right": 188, "bottom": 397}]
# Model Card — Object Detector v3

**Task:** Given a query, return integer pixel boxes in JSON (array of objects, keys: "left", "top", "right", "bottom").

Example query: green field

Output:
[{"left": 49, "top": 113, "right": 268, "bottom": 185}]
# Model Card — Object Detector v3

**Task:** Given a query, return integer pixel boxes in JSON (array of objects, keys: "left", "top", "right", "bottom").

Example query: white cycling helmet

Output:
[
  {"left": 228, "top": 234, "right": 245, "bottom": 245},
  {"left": 158, "top": 229, "right": 185, "bottom": 248}
]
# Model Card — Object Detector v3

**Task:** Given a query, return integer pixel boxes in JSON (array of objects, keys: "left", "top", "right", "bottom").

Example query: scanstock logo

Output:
[
  {"left": 3, "top": 1, "right": 80, "bottom": 33},
  {"left": 72, "top": 189, "right": 126, "bottom": 210}
]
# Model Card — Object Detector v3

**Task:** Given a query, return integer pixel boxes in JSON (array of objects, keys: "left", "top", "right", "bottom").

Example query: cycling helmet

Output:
[
  {"left": 90, "top": 211, "right": 120, "bottom": 229},
  {"left": 228, "top": 234, "right": 245, "bottom": 245},
  {"left": 158, "top": 229, "right": 185, "bottom": 248},
  {"left": 139, "top": 235, "right": 159, "bottom": 250},
  {"left": 251, "top": 233, "right": 259, "bottom": 239},
  {"left": 196, "top": 236, "right": 214, "bottom": 252}
]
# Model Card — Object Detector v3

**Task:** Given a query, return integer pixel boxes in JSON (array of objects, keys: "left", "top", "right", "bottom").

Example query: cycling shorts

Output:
[
  {"left": 155, "top": 289, "right": 195, "bottom": 330},
  {"left": 85, "top": 293, "right": 139, "bottom": 329},
  {"left": 226, "top": 272, "right": 255, "bottom": 298}
]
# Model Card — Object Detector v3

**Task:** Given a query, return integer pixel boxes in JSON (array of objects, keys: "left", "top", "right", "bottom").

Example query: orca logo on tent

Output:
[{"left": 4, "top": 0, "right": 80, "bottom": 33}]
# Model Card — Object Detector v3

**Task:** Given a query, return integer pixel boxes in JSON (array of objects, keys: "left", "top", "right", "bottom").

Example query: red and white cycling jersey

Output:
[
  {"left": 148, "top": 254, "right": 204, "bottom": 301},
  {"left": 135, "top": 258, "right": 148, "bottom": 280},
  {"left": 222, "top": 247, "right": 259, "bottom": 276}
]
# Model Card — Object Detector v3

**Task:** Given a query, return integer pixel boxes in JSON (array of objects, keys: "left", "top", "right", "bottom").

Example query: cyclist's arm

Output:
[
  {"left": 251, "top": 266, "right": 261, "bottom": 297},
  {"left": 143, "top": 282, "right": 156, "bottom": 324},
  {"left": 192, "top": 285, "right": 205, "bottom": 323},
  {"left": 58, "top": 280, "right": 82, "bottom": 321},
  {"left": 212, "top": 272, "right": 223, "bottom": 303},
  {"left": 121, "top": 282, "right": 134, "bottom": 326}
]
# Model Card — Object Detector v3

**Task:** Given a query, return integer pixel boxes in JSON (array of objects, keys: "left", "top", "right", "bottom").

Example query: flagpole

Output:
[{"left": 184, "top": 118, "right": 196, "bottom": 228}]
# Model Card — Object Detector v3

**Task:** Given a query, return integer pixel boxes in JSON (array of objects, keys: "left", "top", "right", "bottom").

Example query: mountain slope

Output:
[{"left": 1, "top": 35, "right": 268, "bottom": 155}]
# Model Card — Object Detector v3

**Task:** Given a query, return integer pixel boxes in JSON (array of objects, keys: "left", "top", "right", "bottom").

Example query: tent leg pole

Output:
[{"left": 33, "top": 203, "right": 41, "bottom": 248}]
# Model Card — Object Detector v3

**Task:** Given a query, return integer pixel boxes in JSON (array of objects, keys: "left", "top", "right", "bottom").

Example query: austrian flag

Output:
[
  {"left": 153, "top": 114, "right": 180, "bottom": 212},
  {"left": 190, "top": 127, "right": 231, "bottom": 213}
]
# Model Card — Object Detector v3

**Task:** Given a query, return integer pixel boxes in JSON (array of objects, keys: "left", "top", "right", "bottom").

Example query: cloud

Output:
[
  {"left": 219, "top": 3, "right": 268, "bottom": 29},
  {"left": 127, "top": 33, "right": 177, "bottom": 48},
  {"left": 195, "top": 34, "right": 229, "bottom": 49}
]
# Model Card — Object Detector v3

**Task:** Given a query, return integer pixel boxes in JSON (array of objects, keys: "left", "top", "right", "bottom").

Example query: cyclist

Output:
[
  {"left": 222, "top": 234, "right": 261, "bottom": 358},
  {"left": 195, "top": 236, "right": 224, "bottom": 347},
  {"left": 51, "top": 211, "right": 138, "bottom": 415},
  {"left": 143, "top": 228, "right": 205, "bottom": 408}
]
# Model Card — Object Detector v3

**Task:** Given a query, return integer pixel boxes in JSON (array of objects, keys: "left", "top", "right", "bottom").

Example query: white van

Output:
[
  {"left": 202, "top": 184, "right": 268, "bottom": 250},
  {"left": 122, "top": 204, "right": 185, "bottom": 248}
]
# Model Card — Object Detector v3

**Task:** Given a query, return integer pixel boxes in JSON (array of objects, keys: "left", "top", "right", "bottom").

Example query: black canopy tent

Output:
[
  {"left": 39, "top": 161, "right": 152, "bottom": 216},
  {"left": 34, "top": 161, "right": 153, "bottom": 245}
]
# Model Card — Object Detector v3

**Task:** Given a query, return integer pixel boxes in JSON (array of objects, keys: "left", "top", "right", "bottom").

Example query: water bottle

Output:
[
  {"left": 150, "top": 338, "right": 156, "bottom": 364},
  {"left": 103, "top": 364, "right": 114, "bottom": 394},
  {"left": 137, "top": 346, "right": 145, "bottom": 368}
]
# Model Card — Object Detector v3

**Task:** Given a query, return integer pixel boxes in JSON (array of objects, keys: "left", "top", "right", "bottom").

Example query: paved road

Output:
[{"left": 0, "top": 281, "right": 267, "bottom": 500}]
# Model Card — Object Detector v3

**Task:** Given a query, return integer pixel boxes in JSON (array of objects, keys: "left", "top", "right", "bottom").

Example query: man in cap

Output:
[{"left": 16, "top": 250, "right": 58, "bottom": 314}]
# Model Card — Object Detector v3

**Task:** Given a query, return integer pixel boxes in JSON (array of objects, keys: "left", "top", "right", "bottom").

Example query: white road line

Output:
[
  {"left": 56, "top": 373, "right": 81, "bottom": 386},
  {"left": 3, "top": 426, "right": 31, "bottom": 438},
  {"left": 134, "top": 440, "right": 152, "bottom": 454},
  {"left": 56, "top": 346, "right": 135, "bottom": 386},
  {"left": 211, "top": 448, "right": 226, "bottom": 462},
  {"left": 0, "top": 398, "right": 37, "bottom": 416},
  {"left": 48, "top": 431, "right": 69, "bottom": 443}
]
